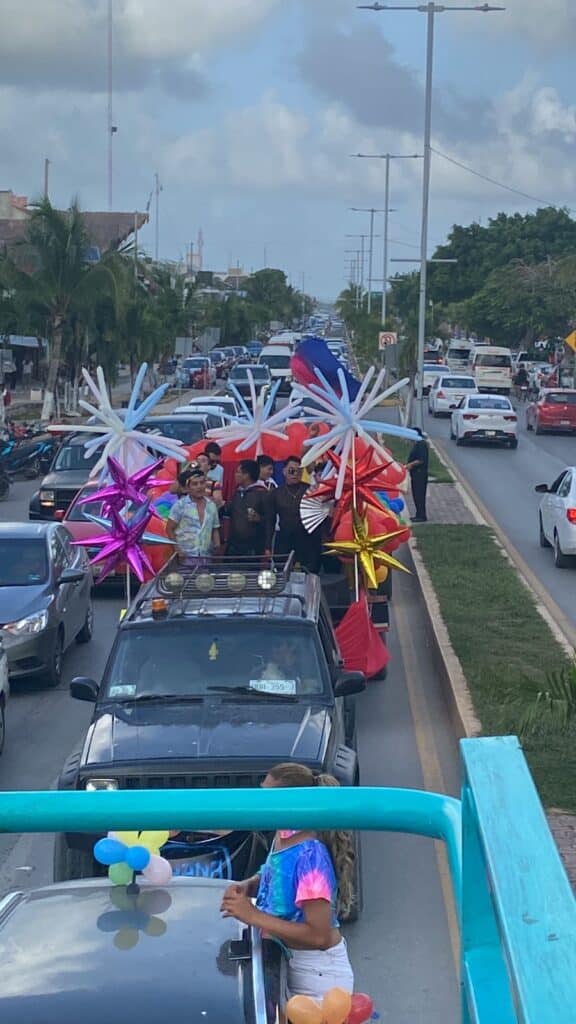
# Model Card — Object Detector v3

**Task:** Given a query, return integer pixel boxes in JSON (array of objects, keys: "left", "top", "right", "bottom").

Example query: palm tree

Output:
[{"left": 0, "top": 198, "right": 117, "bottom": 419}]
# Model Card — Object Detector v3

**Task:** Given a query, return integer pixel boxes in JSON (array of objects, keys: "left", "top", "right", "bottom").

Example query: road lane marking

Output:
[
  {"left": 394, "top": 594, "right": 461, "bottom": 975},
  {"left": 435, "top": 438, "right": 576, "bottom": 652}
]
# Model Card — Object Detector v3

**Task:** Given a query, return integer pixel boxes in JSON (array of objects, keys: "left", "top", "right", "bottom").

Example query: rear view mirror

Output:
[
  {"left": 534, "top": 484, "right": 549, "bottom": 494},
  {"left": 70, "top": 676, "right": 99, "bottom": 702},
  {"left": 57, "top": 567, "right": 85, "bottom": 585},
  {"left": 334, "top": 671, "right": 366, "bottom": 698}
]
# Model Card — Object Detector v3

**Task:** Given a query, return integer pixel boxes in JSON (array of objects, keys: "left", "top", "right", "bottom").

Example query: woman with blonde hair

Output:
[{"left": 220, "top": 762, "right": 355, "bottom": 1012}]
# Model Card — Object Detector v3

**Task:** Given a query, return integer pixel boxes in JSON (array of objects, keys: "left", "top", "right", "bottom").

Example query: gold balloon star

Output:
[{"left": 324, "top": 509, "right": 411, "bottom": 590}]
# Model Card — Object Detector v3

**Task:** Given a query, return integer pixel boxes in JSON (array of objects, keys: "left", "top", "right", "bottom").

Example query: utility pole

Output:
[
  {"left": 351, "top": 153, "right": 421, "bottom": 326},
  {"left": 359, "top": 2, "right": 504, "bottom": 428},
  {"left": 43, "top": 158, "right": 50, "bottom": 200},
  {"left": 350, "top": 210, "right": 384, "bottom": 314},
  {"left": 133, "top": 211, "right": 139, "bottom": 283},
  {"left": 106, "top": 0, "right": 116, "bottom": 211},
  {"left": 154, "top": 173, "right": 161, "bottom": 262},
  {"left": 345, "top": 233, "right": 370, "bottom": 308}
]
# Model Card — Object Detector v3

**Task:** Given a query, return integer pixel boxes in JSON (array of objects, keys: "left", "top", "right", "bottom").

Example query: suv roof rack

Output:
[{"left": 154, "top": 551, "right": 297, "bottom": 600}]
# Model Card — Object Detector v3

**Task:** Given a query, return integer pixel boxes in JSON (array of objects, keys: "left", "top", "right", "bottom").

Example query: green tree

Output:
[{"left": 0, "top": 198, "right": 117, "bottom": 418}]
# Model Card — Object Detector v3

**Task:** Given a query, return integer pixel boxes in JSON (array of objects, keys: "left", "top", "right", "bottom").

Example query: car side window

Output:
[
  {"left": 49, "top": 531, "right": 67, "bottom": 577},
  {"left": 318, "top": 603, "right": 341, "bottom": 673},
  {"left": 57, "top": 528, "right": 77, "bottom": 566},
  {"left": 558, "top": 473, "right": 572, "bottom": 499},
  {"left": 549, "top": 472, "right": 567, "bottom": 494}
]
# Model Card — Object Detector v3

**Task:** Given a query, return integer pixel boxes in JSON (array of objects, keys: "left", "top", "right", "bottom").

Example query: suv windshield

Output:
[
  {"left": 102, "top": 623, "right": 329, "bottom": 700},
  {"left": 0, "top": 538, "right": 48, "bottom": 586},
  {"left": 53, "top": 444, "right": 100, "bottom": 472},
  {"left": 259, "top": 354, "right": 291, "bottom": 369},
  {"left": 140, "top": 419, "right": 204, "bottom": 444},
  {"left": 231, "top": 366, "right": 270, "bottom": 381}
]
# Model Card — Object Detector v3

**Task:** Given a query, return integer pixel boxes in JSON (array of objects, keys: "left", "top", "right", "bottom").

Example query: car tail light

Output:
[
  {"left": 437, "top": 391, "right": 445, "bottom": 399},
  {"left": 463, "top": 413, "right": 477, "bottom": 420},
  {"left": 567, "top": 509, "right": 576, "bottom": 525},
  {"left": 504, "top": 415, "right": 517, "bottom": 422}
]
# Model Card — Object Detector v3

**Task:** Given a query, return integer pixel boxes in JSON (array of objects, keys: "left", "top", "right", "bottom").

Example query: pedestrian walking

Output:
[
  {"left": 273, "top": 455, "right": 323, "bottom": 572},
  {"left": 406, "top": 427, "right": 429, "bottom": 523},
  {"left": 226, "top": 459, "right": 275, "bottom": 558}
]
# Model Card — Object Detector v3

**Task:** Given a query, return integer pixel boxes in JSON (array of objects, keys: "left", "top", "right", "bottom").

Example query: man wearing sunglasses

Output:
[{"left": 273, "top": 455, "right": 323, "bottom": 573}]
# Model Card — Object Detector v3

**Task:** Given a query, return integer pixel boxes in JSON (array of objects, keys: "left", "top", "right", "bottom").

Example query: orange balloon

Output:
[
  {"left": 322, "top": 987, "right": 353, "bottom": 1024},
  {"left": 375, "top": 565, "right": 389, "bottom": 584},
  {"left": 286, "top": 994, "right": 323, "bottom": 1024}
]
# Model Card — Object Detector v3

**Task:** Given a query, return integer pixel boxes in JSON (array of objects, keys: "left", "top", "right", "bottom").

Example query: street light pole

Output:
[
  {"left": 350, "top": 209, "right": 384, "bottom": 313},
  {"left": 359, "top": 2, "right": 505, "bottom": 429}
]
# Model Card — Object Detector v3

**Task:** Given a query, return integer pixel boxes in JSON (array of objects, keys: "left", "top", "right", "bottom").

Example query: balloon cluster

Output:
[
  {"left": 94, "top": 830, "right": 173, "bottom": 886},
  {"left": 286, "top": 987, "right": 375, "bottom": 1024},
  {"left": 97, "top": 887, "right": 172, "bottom": 951}
]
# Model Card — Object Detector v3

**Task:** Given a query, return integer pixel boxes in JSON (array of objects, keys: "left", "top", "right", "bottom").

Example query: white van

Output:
[
  {"left": 258, "top": 345, "right": 293, "bottom": 394},
  {"left": 470, "top": 346, "right": 513, "bottom": 394},
  {"left": 446, "top": 340, "right": 473, "bottom": 372}
]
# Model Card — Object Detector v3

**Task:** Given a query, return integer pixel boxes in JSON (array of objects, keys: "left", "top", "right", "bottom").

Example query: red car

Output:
[{"left": 526, "top": 389, "right": 576, "bottom": 435}]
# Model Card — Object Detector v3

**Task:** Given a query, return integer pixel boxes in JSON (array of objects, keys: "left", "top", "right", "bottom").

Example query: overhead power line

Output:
[{"left": 431, "top": 146, "right": 573, "bottom": 212}]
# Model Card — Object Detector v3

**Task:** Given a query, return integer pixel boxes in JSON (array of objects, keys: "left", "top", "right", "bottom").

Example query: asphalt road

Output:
[
  {"left": 0, "top": 473, "right": 461, "bottom": 1020},
  {"left": 424, "top": 403, "right": 576, "bottom": 630}
]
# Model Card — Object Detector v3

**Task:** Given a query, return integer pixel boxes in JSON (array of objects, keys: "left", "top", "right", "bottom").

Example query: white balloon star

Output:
[
  {"left": 205, "top": 370, "right": 302, "bottom": 455},
  {"left": 293, "top": 366, "right": 419, "bottom": 498},
  {"left": 49, "top": 363, "right": 187, "bottom": 477}
]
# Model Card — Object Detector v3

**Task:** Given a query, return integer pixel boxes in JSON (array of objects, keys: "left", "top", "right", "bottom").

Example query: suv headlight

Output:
[
  {"left": 85, "top": 778, "right": 118, "bottom": 791},
  {"left": 4, "top": 610, "right": 49, "bottom": 636},
  {"left": 40, "top": 490, "right": 55, "bottom": 505}
]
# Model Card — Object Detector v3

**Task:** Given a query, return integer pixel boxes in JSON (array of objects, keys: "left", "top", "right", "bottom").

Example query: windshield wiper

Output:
[
  {"left": 207, "top": 685, "right": 298, "bottom": 702},
  {"left": 114, "top": 693, "right": 205, "bottom": 704}
]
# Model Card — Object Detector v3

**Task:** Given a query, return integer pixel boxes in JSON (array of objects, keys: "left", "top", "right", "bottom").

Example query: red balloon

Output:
[{"left": 347, "top": 992, "right": 374, "bottom": 1024}]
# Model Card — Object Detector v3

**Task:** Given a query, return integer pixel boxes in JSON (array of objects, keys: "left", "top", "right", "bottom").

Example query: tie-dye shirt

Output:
[{"left": 256, "top": 838, "right": 339, "bottom": 927}]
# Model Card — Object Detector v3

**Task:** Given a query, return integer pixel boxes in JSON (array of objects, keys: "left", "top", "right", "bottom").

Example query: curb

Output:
[{"left": 406, "top": 539, "right": 482, "bottom": 740}]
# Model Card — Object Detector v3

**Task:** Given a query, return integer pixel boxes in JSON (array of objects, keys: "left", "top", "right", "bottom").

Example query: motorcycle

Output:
[{"left": 0, "top": 423, "right": 58, "bottom": 479}]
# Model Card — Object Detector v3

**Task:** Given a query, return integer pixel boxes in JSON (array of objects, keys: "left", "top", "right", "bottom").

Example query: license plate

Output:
[
  {"left": 486, "top": 430, "right": 496, "bottom": 437},
  {"left": 561, "top": 420, "right": 570, "bottom": 426}
]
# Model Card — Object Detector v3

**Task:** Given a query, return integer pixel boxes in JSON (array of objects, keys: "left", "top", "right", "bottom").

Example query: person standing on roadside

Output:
[
  {"left": 406, "top": 428, "right": 429, "bottom": 523},
  {"left": 274, "top": 455, "right": 323, "bottom": 572},
  {"left": 226, "top": 459, "right": 275, "bottom": 558},
  {"left": 165, "top": 467, "right": 221, "bottom": 564}
]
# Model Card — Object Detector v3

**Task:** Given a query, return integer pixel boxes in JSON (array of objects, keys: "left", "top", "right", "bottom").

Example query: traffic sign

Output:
[{"left": 378, "top": 331, "right": 397, "bottom": 350}]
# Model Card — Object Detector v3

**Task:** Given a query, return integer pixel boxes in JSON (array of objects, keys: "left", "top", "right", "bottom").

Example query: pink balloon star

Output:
[
  {"left": 75, "top": 502, "right": 155, "bottom": 583},
  {"left": 80, "top": 457, "right": 164, "bottom": 514}
]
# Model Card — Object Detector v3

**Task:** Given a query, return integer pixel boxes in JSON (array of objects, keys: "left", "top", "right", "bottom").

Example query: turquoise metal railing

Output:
[{"left": 0, "top": 736, "right": 575, "bottom": 1021}]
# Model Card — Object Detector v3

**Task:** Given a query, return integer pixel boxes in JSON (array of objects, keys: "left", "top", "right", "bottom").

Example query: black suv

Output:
[
  {"left": 29, "top": 434, "right": 101, "bottom": 520},
  {"left": 55, "top": 557, "right": 365, "bottom": 915}
]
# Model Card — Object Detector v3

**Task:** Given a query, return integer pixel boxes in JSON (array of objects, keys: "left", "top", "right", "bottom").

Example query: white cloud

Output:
[{"left": 486, "top": 0, "right": 576, "bottom": 50}]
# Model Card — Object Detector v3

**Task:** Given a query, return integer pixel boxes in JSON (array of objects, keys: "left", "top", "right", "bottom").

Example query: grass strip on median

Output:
[
  {"left": 383, "top": 436, "right": 453, "bottom": 484},
  {"left": 413, "top": 523, "right": 576, "bottom": 811}
]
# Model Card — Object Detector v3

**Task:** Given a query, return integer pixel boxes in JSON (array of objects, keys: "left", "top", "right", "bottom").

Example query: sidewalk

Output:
[{"left": 417, "top": 455, "right": 576, "bottom": 889}]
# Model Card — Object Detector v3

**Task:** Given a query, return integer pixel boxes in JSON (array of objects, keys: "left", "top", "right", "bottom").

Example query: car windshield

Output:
[
  {"left": 140, "top": 419, "right": 204, "bottom": 444},
  {"left": 448, "top": 348, "right": 471, "bottom": 359},
  {"left": 53, "top": 444, "right": 100, "bottom": 472},
  {"left": 475, "top": 354, "right": 511, "bottom": 368},
  {"left": 440, "top": 378, "right": 475, "bottom": 389},
  {"left": 468, "top": 398, "right": 511, "bottom": 410},
  {"left": 0, "top": 538, "right": 48, "bottom": 586},
  {"left": 231, "top": 366, "right": 270, "bottom": 381},
  {"left": 259, "top": 354, "right": 291, "bottom": 369},
  {"left": 545, "top": 392, "right": 576, "bottom": 405},
  {"left": 183, "top": 358, "right": 208, "bottom": 369},
  {"left": 101, "top": 623, "right": 329, "bottom": 700}
]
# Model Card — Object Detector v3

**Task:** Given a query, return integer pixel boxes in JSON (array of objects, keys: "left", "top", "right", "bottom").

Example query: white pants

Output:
[{"left": 286, "top": 938, "right": 354, "bottom": 1003}]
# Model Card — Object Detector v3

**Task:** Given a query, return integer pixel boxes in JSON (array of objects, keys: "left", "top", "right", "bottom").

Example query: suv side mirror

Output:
[
  {"left": 57, "top": 567, "right": 85, "bottom": 585},
  {"left": 334, "top": 671, "right": 366, "bottom": 698},
  {"left": 70, "top": 677, "right": 99, "bottom": 702},
  {"left": 534, "top": 483, "right": 549, "bottom": 493}
]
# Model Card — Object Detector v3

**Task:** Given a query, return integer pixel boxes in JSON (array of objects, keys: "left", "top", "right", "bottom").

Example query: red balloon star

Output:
[{"left": 313, "top": 449, "right": 395, "bottom": 528}]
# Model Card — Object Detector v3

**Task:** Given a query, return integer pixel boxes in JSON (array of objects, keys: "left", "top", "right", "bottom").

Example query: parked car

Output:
[
  {"left": 0, "top": 633, "right": 7, "bottom": 754},
  {"left": 55, "top": 557, "right": 365, "bottom": 919},
  {"left": 414, "top": 363, "right": 447, "bottom": 396},
  {"left": 0, "top": 522, "right": 93, "bottom": 686},
  {"left": 536, "top": 467, "right": 576, "bottom": 568},
  {"left": 139, "top": 414, "right": 212, "bottom": 446},
  {"left": 227, "top": 363, "right": 272, "bottom": 405},
  {"left": 0, "top": 877, "right": 277, "bottom": 1023},
  {"left": 29, "top": 435, "right": 101, "bottom": 521},
  {"left": 428, "top": 374, "right": 478, "bottom": 416},
  {"left": 177, "top": 357, "right": 216, "bottom": 389},
  {"left": 450, "top": 394, "right": 518, "bottom": 448},
  {"left": 526, "top": 390, "right": 576, "bottom": 435}
]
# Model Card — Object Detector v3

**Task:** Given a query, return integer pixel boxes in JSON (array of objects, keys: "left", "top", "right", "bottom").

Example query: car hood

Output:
[
  {"left": 0, "top": 585, "right": 50, "bottom": 627},
  {"left": 83, "top": 701, "right": 331, "bottom": 767},
  {"left": 41, "top": 469, "right": 92, "bottom": 489}
]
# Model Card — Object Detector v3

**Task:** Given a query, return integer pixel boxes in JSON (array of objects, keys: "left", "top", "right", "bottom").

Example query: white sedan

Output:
[
  {"left": 414, "top": 362, "right": 446, "bottom": 396},
  {"left": 536, "top": 467, "right": 576, "bottom": 568},
  {"left": 428, "top": 374, "right": 478, "bottom": 416},
  {"left": 451, "top": 394, "right": 518, "bottom": 448}
]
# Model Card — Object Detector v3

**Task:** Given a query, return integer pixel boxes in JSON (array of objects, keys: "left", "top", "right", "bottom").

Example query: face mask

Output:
[{"left": 278, "top": 830, "right": 299, "bottom": 840}]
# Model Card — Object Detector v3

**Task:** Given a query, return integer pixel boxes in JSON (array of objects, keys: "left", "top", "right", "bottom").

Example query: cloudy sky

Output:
[{"left": 1, "top": 0, "right": 575, "bottom": 299}]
